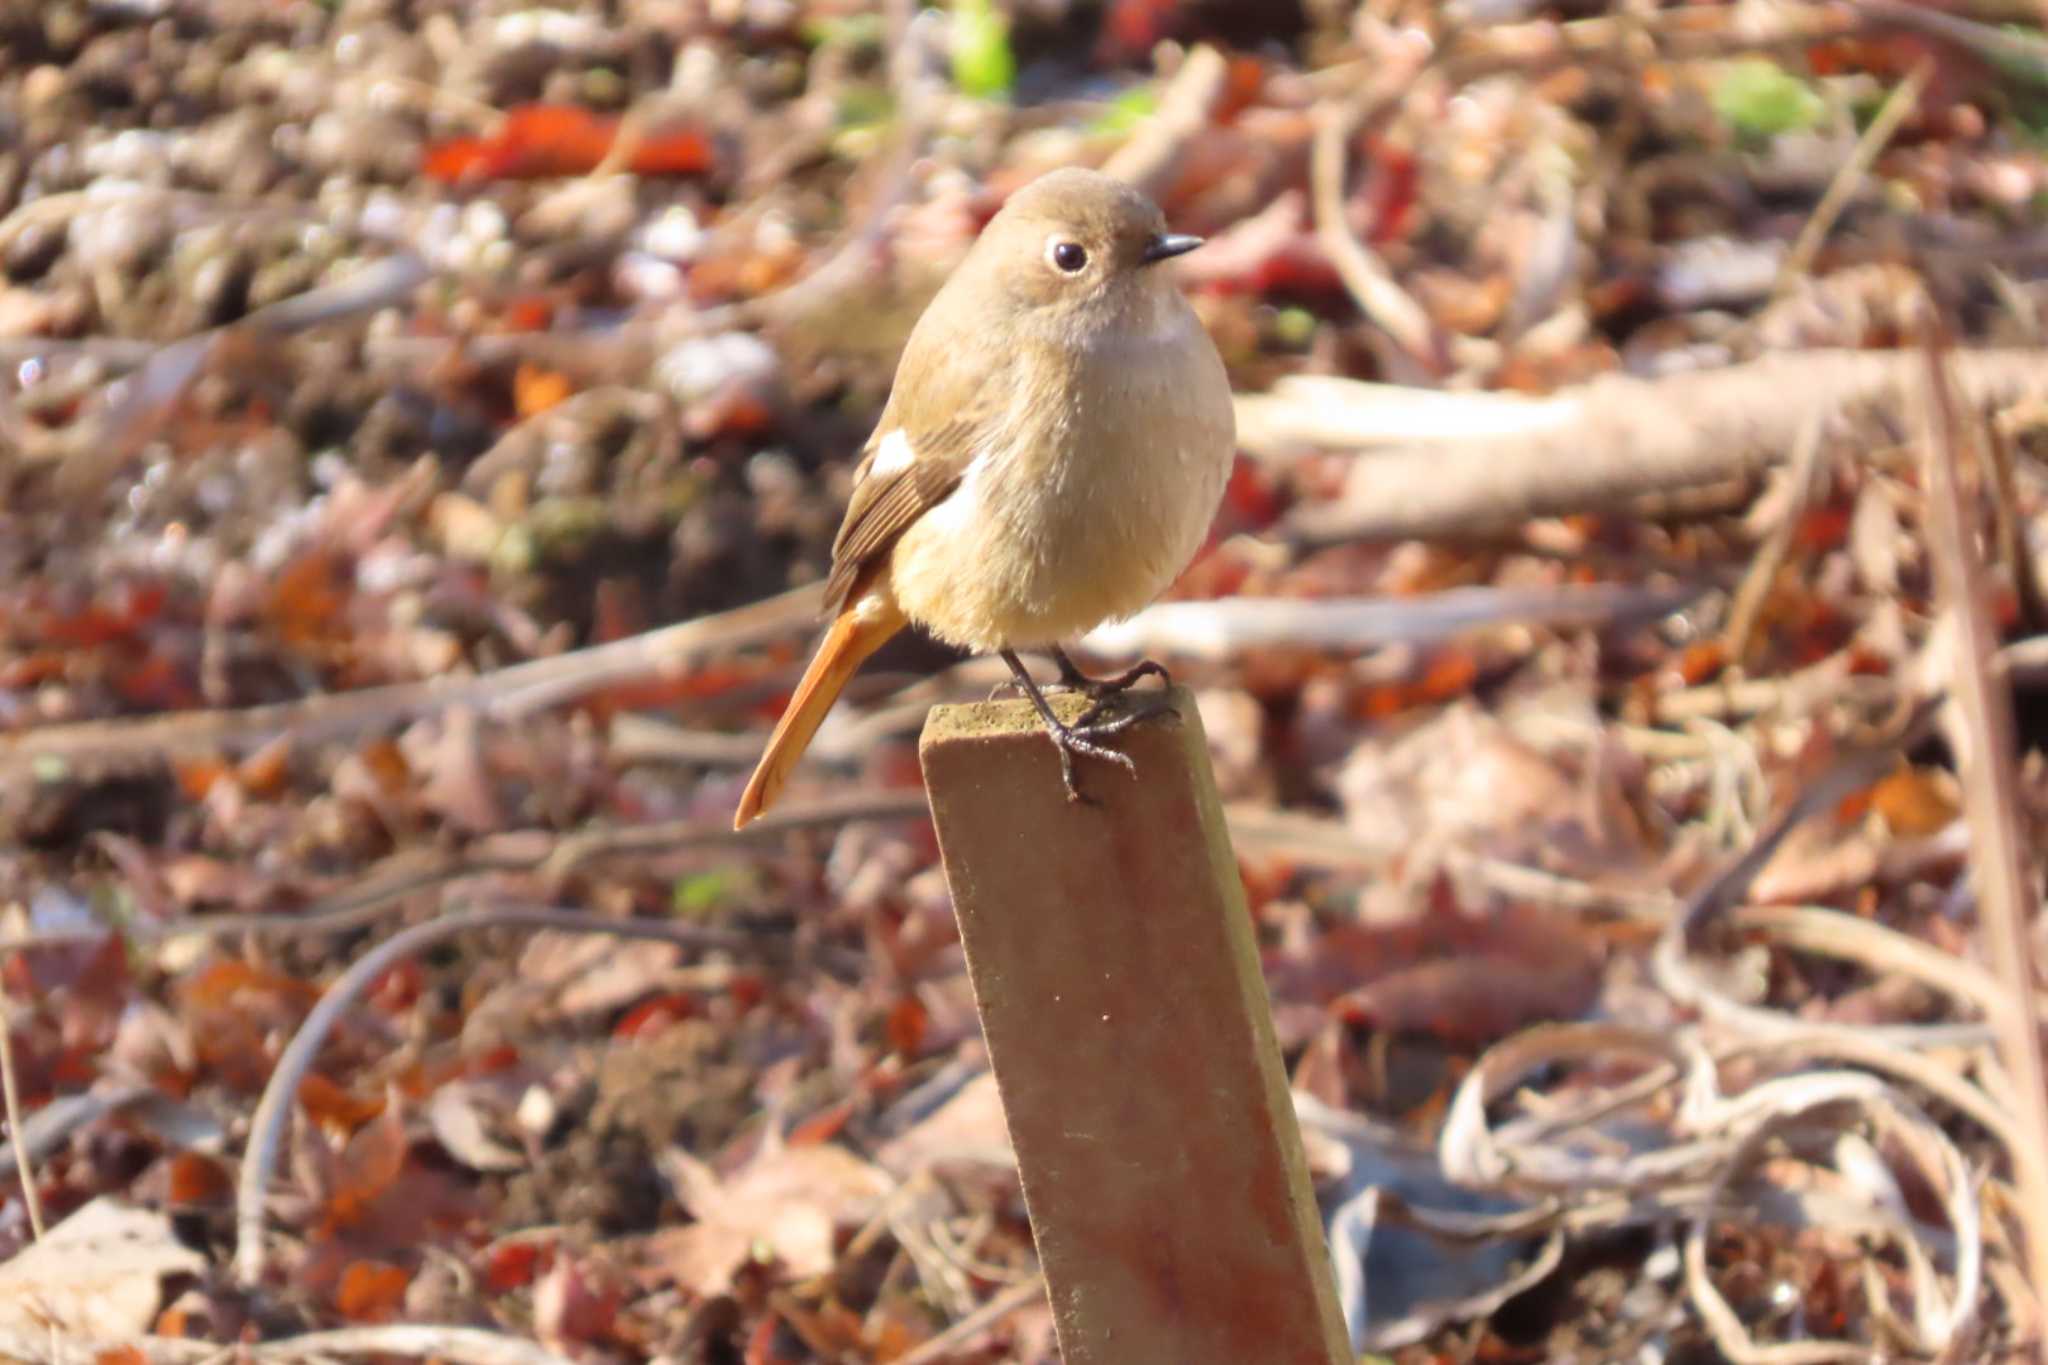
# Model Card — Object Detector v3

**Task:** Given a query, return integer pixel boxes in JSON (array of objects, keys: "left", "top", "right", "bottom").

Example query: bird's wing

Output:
[
  {"left": 821, "top": 418, "right": 975, "bottom": 610},
  {"left": 821, "top": 324, "right": 1013, "bottom": 612}
]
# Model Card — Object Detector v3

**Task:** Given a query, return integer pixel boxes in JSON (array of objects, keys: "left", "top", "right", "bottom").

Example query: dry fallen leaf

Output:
[
  {"left": 0, "top": 1198, "right": 205, "bottom": 1337},
  {"left": 426, "top": 1081, "right": 528, "bottom": 1173},
  {"left": 643, "top": 1143, "right": 892, "bottom": 1295}
]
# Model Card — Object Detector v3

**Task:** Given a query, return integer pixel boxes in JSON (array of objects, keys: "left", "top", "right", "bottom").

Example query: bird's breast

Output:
[{"left": 888, "top": 315, "right": 1234, "bottom": 652}]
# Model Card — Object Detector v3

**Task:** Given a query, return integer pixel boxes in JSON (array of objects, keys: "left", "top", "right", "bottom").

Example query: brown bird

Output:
[{"left": 733, "top": 167, "right": 1235, "bottom": 829}]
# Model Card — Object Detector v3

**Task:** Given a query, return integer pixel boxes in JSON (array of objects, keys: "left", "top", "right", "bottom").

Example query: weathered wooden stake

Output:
[{"left": 919, "top": 686, "right": 1351, "bottom": 1365}]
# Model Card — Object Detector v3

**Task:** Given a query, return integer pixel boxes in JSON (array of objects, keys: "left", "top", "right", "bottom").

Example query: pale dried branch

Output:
[
  {"left": 1308, "top": 96, "right": 1436, "bottom": 367},
  {"left": 0, "top": 584, "right": 822, "bottom": 776},
  {"left": 1274, "top": 350, "right": 2048, "bottom": 545},
  {"left": 1080, "top": 582, "right": 1698, "bottom": 663},
  {"left": 1918, "top": 324, "right": 2048, "bottom": 1348}
]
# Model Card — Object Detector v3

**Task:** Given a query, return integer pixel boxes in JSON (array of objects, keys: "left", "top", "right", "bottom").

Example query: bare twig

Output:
[
  {"left": 0, "top": 788, "right": 929, "bottom": 954},
  {"left": 0, "top": 584, "right": 822, "bottom": 776},
  {"left": 1776, "top": 61, "right": 1931, "bottom": 296},
  {"left": 1667, "top": 699, "right": 1938, "bottom": 946},
  {"left": 1080, "top": 582, "right": 1700, "bottom": 663},
  {"left": 1723, "top": 410, "right": 1827, "bottom": 663},
  {"left": 1918, "top": 322, "right": 2048, "bottom": 1351},
  {"left": 1309, "top": 96, "right": 1436, "bottom": 367},
  {"left": 894, "top": 1275, "right": 1047, "bottom": 1365},
  {"left": 0, "top": 986, "right": 43, "bottom": 1242},
  {"left": 1986, "top": 415, "right": 2048, "bottom": 635},
  {"left": 233, "top": 906, "right": 775, "bottom": 1287}
]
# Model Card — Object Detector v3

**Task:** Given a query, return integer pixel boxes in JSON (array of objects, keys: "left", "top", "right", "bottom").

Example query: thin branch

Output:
[
  {"left": 1918, "top": 320, "right": 2048, "bottom": 1353},
  {"left": 893, "top": 1275, "right": 1047, "bottom": 1365},
  {"left": 1723, "top": 409, "right": 1826, "bottom": 663},
  {"left": 1776, "top": 61, "right": 1931, "bottom": 296},
  {"left": 0, "top": 584, "right": 821, "bottom": 776},
  {"left": 0, "top": 987, "right": 43, "bottom": 1242},
  {"left": 1309, "top": 96, "right": 1437, "bottom": 368}
]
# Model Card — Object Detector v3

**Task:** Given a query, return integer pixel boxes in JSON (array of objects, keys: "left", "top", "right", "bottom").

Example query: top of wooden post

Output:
[{"left": 919, "top": 686, "right": 1351, "bottom": 1365}]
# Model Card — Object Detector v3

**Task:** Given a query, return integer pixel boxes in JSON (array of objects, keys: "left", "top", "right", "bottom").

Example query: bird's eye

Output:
[{"left": 1048, "top": 239, "right": 1088, "bottom": 273}]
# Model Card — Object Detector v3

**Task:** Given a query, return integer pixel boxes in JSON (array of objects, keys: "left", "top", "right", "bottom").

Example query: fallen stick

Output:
[
  {"left": 1263, "top": 349, "right": 2048, "bottom": 545},
  {"left": 0, "top": 583, "right": 821, "bottom": 776}
]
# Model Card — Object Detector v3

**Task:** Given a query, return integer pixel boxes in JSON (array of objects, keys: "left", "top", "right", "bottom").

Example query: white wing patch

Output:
[{"left": 863, "top": 428, "right": 916, "bottom": 482}]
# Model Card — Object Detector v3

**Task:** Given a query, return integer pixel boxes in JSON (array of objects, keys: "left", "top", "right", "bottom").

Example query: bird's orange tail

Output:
[{"left": 734, "top": 591, "right": 906, "bottom": 829}]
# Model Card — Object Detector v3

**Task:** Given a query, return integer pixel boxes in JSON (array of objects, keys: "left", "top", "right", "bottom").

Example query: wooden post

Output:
[{"left": 919, "top": 687, "right": 1351, "bottom": 1365}]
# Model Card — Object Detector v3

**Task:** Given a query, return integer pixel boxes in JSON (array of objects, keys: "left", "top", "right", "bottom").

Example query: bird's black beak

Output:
[{"left": 1141, "top": 233, "right": 1203, "bottom": 265}]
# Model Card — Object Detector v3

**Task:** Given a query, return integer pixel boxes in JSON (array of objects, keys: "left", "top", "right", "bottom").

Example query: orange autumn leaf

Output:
[
  {"left": 1869, "top": 766, "right": 1960, "bottom": 837},
  {"left": 183, "top": 958, "right": 319, "bottom": 1011},
  {"left": 502, "top": 295, "right": 556, "bottom": 331},
  {"left": 1410, "top": 647, "right": 1479, "bottom": 705},
  {"left": 237, "top": 736, "right": 292, "bottom": 796},
  {"left": 423, "top": 105, "right": 713, "bottom": 183},
  {"left": 1673, "top": 638, "right": 1729, "bottom": 686},
  {"left": 335, "top": 1259, "right": 410, "bottom": 1321},
  {"left": 267, "top": 550, "right": 347, "bottom": 646},
  {"left": 1218, "top": 55, "right": 1266, "bottom": 122},
  {"left": 322, "top": 1093, "right": 408, "bottom": 1227},
  {"left": 786, "top": 1097, "right": 856, "bottom": 1147},
  {"left": 299, "top": 1072, "right": 388, "bottom": 1130},
  {"left": 514, "top": 363, "right": 575, "bottom": 418},
  {"left": 356, "top": 736, "right": 411, "bottom": 795},
  {"left": 173, "top": 755, "right": 231, "bottom": 801}
]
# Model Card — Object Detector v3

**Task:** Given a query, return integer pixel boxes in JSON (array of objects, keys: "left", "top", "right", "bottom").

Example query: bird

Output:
[{"left": 733, "top": 166, "right": 1236, "bottom": 830}]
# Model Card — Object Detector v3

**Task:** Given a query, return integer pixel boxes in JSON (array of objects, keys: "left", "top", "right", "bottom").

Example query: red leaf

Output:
[
  {"left": 884, "top": 994, "right": 927, "bottom": 1061},
  {"left": 614, "top": 993, "right": 696, "bottom": 1041},
  {"left": 166, "top": 1151, "right": 233, "bottom": 1209},
  {"left": 483, "top": 1238, "right": 551, "bottom": 1293}
]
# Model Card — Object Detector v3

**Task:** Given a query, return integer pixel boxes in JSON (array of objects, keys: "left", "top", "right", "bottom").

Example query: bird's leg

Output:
[
  {"left": 1049, "top": 645, "right": 1170, "bottom": 699},
  {"left": 999, "top": 649, "right": 1160, "bottom": 803},
  {"left": 1048, "top": 645, "right": 1174, "bottom": 730}
]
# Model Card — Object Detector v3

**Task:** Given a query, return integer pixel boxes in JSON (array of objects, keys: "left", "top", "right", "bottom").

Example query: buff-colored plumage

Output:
[{"left": 735, "top": 168, "right": 1235, "bottom": 828}]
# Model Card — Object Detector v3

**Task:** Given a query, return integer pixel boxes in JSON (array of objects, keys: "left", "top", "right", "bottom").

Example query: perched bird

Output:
[{"left": 733, "top": 166, "right": 1235, "bottom": 829}]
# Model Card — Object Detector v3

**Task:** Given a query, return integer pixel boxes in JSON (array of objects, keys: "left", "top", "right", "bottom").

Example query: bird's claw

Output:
[{"left": 1043, "top": 692, "right": 1172, "bottom": 804}]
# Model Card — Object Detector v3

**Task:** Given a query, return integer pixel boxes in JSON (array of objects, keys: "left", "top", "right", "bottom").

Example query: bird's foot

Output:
[
  {"left": 997, "top": 648, "right": 1172, "bottom": 804},
  {"left": 1042, "top": 690, "right": 1174, "bottom": 805},
  {"left": 1051, "top": 646, "right": 1171, "bottom": 700}
]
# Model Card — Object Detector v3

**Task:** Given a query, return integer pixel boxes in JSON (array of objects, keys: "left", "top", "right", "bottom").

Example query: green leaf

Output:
[
  {"left": 673, "top": 869, "right": 741, "bottom": 916},
  {"left": 1088, "top": 84, "right": 1158, "bottom": 137},
  {"left": 951, "top": 0, "right": 1015, "bottom": 101},
  {"left": 1712, "top": 58, "right": 1825, "bottom": 141}
]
